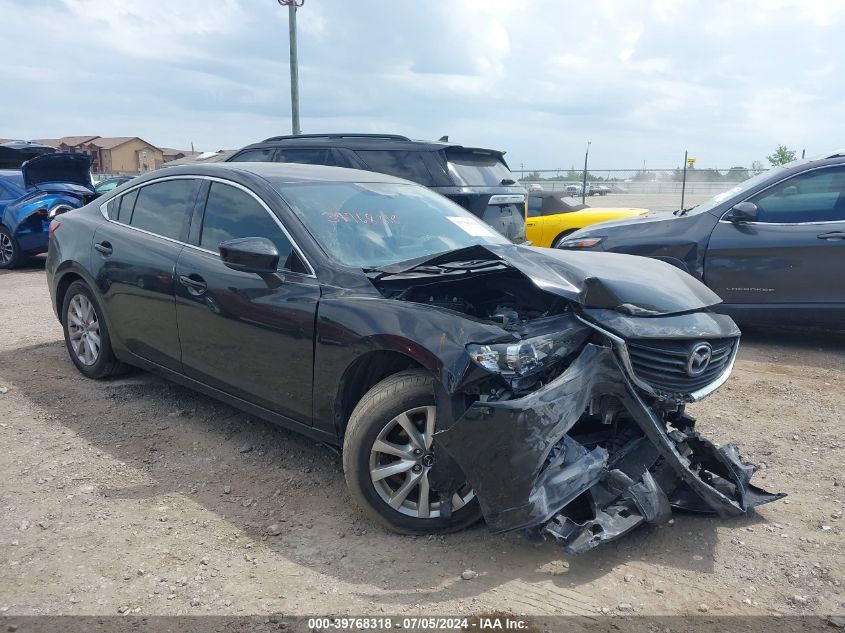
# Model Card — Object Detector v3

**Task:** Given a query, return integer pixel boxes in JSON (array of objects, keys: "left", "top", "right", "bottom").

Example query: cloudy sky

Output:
[{"left": 1, "top": 0, "right": 842, "bottom": 170}]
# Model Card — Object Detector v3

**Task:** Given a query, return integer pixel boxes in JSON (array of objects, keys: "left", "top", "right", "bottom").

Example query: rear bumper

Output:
[{"left": 436, "top": 343, "right": 783, "bottom": 555}]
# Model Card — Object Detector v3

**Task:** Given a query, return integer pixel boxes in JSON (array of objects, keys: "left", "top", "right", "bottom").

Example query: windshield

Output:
[
  {"left": 273, "top": 181, "right": 510, "bottom": 268},
  {"left": 446, "top": 151, "right": 515, "bottom": 186},
  {"left": 680, "top": 167, "right": 783, "bottom": 215}
]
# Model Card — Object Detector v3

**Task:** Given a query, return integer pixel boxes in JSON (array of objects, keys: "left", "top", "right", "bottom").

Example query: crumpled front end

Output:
[{"left": 434, "top": 313, "right": 784, "bottom": 555}]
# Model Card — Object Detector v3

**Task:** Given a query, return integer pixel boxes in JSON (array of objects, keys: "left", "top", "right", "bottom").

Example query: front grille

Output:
[{"left": 626, "top": 338, "right": 737, "bottom": 396}]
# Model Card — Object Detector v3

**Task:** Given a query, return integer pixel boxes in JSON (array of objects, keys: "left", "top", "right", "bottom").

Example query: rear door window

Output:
[
  {"left": 115, "top": 188, "right": 138, "bottom": 222},
  {"left": 527, "top": 195, "right": 543, "bottom": 217},
  {"left": 353, "top": 150, "right": 435, "bottom": 185},
  {"left": 446, "top": 151, "right": 516, "bottom": 186},
  {"left": 129, "top": 179, "right": 199, "bottom": 240},
  {"left": 229, "top": 148, "right": 277, "bottom": 162},
  {"left": 276, "top": 148, "right": 335, "bottom": 166}
]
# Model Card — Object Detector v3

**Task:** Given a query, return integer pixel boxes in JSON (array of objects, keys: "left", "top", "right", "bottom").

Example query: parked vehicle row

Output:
[
  {"left": 526, "top": 191, "right": 648, "bottom": 248},
  {"left": 559, "top": 151, "right": 845, "bottom": 328},
  {"left": 226, "top": 134, "right": 529, "bottom": 244}
]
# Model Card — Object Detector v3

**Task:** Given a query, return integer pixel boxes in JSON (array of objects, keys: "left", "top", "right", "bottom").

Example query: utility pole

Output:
[
  {"left": 581, "top": 141, "right": 591, "bottom": 204},
  {"left": 680, "top": 150, "right": 688, "bottom": 212},
  {"left": 278, "top": 0, "right": 304, "bottom": 135}
]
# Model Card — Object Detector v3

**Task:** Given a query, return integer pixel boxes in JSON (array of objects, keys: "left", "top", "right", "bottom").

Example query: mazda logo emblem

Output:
[{"left": 686, "top": 343, "right": 712, "bottom": 377}]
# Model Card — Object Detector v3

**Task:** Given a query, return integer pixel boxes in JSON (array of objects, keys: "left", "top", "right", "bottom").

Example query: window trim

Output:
[
  {"left": 99, "top": 174, "right": 316, "bottom": 277},
  {"left": 718, "top": 164, "right": 845, "bottom": 227}
]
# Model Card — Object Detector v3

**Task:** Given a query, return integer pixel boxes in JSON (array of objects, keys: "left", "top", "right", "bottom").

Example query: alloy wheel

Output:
[
  {"left": 0, "top": 233, "right": 13, "bottom": 264},
  {"left": 368, "top": 405, "right": 475, "bottom": 518},
  {"left": 67, "top": 294, "right": 101, "bottom": 366}
]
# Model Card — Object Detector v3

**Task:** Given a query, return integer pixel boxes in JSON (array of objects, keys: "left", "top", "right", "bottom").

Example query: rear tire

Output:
[
  {"left": 61, "top": 281, "right": 126, "bottom": 378},
  {"left": 551, "top": 229, "right": 577, "bottom": 248},
  {"left": 343, "top": 370, "right": 482, "bottom": 534},
  {"left": 0, "top": 226, "right": 22, "bottom": 269}
]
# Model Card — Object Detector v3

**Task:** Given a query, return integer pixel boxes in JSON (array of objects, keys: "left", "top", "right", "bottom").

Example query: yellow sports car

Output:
[{"left": 526, "top": 192, "right": 649, "bottom": 248}]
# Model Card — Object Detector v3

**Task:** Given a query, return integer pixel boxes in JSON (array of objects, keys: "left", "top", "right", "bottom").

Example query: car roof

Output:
[
  {"left": 237, "top": 134, "right": 506, "bottom": 156},
  {"left": 137, "top": 161, "right": 415, "bottom": 185}
]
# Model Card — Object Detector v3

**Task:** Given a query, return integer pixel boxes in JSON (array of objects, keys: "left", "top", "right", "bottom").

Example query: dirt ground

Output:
[{"left": 1, "top": 261, "right": 843, "bottom": 620}]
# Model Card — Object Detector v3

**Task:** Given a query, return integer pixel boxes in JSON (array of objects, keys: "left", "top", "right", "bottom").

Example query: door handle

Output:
[
  {"left": 178, "top": 274, "right": 207, "bottom": 295},
  {"left": 94, "top": 241, "right": 112, "bottom": 256},
  {"left": 817, "top": 231, "right": 845, "bottom": 240}
]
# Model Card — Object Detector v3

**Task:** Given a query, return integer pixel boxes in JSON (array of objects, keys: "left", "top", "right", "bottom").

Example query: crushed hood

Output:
[
  {"left": 22, "top": 152, "right": 94, "bottom": 190},
  {"left": 374, "top": 244, "right": 722, "bottom": 316}
]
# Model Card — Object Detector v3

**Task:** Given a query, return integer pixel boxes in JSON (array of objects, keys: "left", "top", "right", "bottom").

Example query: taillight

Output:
[{"left": 48, "top": 219, "right": 61, "bottom": 239}]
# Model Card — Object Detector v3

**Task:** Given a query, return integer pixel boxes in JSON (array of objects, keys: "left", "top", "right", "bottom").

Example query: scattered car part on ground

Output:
[
  {"left": 226, "top": 133, "right": 529, "bottom": 243},
  {"left": 526, "top": 191, "right": 648, "bottom": 247},
  {"left": 46, "top": 162, "right": 783, "bottom": 553},
  {"left": 0, "top": 152, "right": 96, "bottom": 269},
  {"left": 558, "top": 151, "right": 845, "bottom": 329}
]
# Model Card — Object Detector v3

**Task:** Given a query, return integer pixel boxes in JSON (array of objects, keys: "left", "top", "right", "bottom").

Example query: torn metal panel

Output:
[
  {"left": 436, "top": 341, "right": 784, "bottom": 555},
  {"left": 367, "top": 242, "right": 723, "bottom": 316}
]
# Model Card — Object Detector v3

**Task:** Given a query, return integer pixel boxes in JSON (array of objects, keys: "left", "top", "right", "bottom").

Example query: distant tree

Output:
[
  {"left": 766, "top": 145, "right": 797, "bottom": 166},
  {"left": 521, "top": 171, "right": 542, "bottom": 181},
  {"left": 750, "top": 160, "right": 766, "bottom": 175}
]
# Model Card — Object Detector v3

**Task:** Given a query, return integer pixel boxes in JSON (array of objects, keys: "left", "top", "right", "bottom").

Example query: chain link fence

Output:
[{"left": 517, "top": 168, "right": 768, "bottom": 213}]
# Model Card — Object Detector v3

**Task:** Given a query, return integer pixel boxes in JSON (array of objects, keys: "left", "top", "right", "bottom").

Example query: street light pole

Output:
[
  {"left": 278, "top": 0, "right": 303, "bottom": 135},
  {"left": 581, "top": 141, "right": 591, "bottom": 204}
]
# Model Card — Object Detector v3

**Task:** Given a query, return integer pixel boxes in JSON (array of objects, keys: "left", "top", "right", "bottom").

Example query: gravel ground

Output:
[{"left": 0, "top": 262, "right": 843, "bottom": 620}]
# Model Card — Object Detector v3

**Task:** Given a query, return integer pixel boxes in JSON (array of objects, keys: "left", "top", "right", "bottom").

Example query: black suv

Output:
[{"left": 226, "top": 134, "right": 528, "bottom": 242}]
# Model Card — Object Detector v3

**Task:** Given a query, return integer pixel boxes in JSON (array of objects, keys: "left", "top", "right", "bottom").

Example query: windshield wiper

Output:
[
  {"left": 673, "top": 205, "right": 698, "bottom": 217},
  {"left": 366, "top": 259, "right": 506, "bottom": 281}
]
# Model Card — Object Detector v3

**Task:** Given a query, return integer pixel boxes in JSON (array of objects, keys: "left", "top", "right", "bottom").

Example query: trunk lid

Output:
[{"left": 22, "top": 153, "right": 94, "bottom": 190}]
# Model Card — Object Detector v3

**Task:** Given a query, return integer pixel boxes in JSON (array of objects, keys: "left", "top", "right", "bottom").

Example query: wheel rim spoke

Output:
[
  {"left": 422, "top": 405, "right": 436, "bottom": 449},
  {"left": 417, "top": 473, "right": 431, "bottom": 518},
  {"left": 371, "top": 459, "right": 414, "bottom": 482},
  {"left": 394, "top": 412, "right": 425, "bottom": 451},
  {"left": 372, "top": 439, "right": 414, "bottom": 460},
  {"left": 388, "top": 471, "right": 421, "bottom": 509}
]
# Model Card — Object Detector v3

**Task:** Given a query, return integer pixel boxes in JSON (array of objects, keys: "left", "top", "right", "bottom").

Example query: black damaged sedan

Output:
[{"left": 46, "top": 162, "right": 782, "bottom": 554}]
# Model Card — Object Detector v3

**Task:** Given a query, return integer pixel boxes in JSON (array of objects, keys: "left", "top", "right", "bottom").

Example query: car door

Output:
[
  {"left": 91, "top": 177, "right": 201, "bottom": 371},
  {"left": 174, "top": 179, "right": 320, "bottom": 424},
  {"left": 704, "top": 165, "right": 845, "bottom": 312}
]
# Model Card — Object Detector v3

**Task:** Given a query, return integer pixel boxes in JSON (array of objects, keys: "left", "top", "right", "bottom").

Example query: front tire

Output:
[
  {"left": 0, "top": 226, "right": 22, "bottom": 269},
  {"left": 343, "top": 370, "right": 482, "bottom": 534},
  {"left": 61, "top": 281, "right": 125, "bottom": 378}
]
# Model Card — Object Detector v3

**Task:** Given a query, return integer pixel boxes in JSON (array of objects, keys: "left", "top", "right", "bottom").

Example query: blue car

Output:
[{"left": 0, "top": 152, "right": 96, "bottom": 269}]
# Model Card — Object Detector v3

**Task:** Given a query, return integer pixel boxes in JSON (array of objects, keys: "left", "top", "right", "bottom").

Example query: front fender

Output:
[{"left": 312, "top": 293, "right": 511, "bottom": 435}]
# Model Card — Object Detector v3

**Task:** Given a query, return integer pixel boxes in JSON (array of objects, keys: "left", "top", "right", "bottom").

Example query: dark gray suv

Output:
[{"left": 226, "top": 134, "right": 528, "bottom": 242}]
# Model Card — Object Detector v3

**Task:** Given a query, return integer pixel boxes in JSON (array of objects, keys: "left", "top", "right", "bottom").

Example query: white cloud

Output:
[{"left": 0, "top": 0, "right": 842, "bottom": 169}]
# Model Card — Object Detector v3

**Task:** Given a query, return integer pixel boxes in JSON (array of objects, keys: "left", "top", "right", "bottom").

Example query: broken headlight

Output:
[{"left": 467, "top": 331, "right": 579, "bottom": 377}]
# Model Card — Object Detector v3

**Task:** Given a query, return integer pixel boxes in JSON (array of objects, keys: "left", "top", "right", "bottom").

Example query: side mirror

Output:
[
  {"left": 219, "top": 237, "right": 279, "bottom": 274},
  {"left": 727, "top": 201, "right": 758, "bottom": 223}
]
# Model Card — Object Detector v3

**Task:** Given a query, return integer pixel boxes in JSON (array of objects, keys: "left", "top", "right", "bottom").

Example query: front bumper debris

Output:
[{"left": 435, "top": 343, "right": 784, "bottom": 555}]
